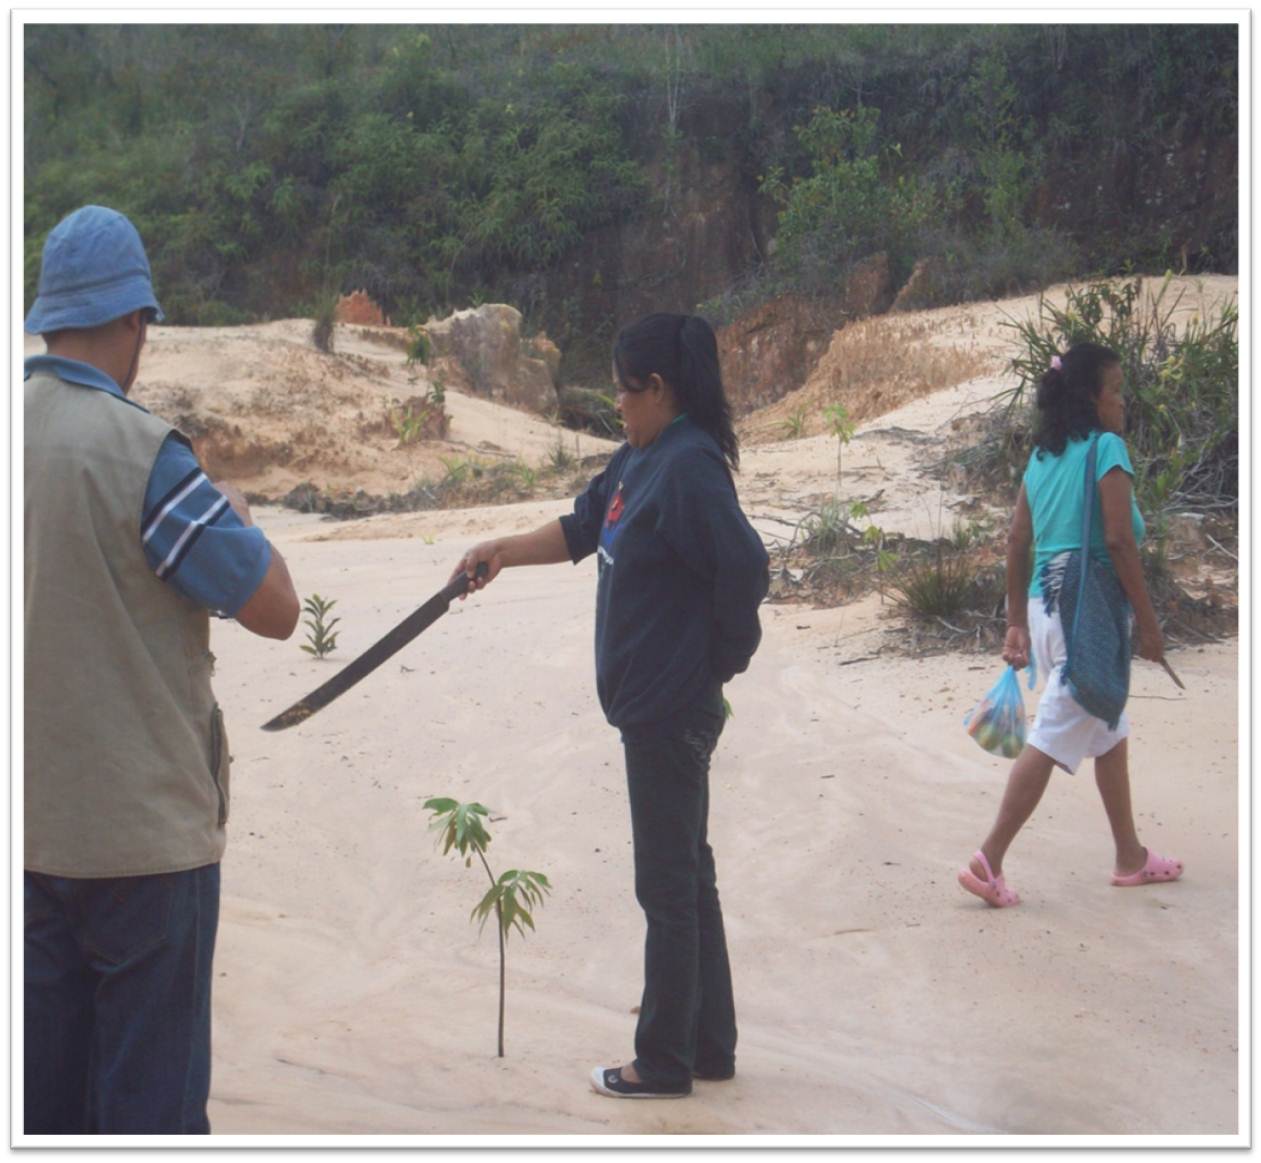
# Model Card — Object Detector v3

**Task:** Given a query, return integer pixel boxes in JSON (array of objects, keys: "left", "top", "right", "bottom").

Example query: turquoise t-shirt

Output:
[{"left": 1023, "top": 432, "right": 1146, "bottom": 599}]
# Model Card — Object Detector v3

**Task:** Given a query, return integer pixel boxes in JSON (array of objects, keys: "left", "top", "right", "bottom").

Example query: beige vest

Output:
[{"left": 25, "top": 371, "right": 229, "bottom": 877}]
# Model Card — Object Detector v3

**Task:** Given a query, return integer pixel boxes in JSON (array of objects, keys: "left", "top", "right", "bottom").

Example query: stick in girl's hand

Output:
[{"left": 1159, "top": 657, "right": 1186, "bottom": 690}]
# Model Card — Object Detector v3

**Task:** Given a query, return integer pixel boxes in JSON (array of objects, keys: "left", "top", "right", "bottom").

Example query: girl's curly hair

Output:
[{"left": 1032, "top": 341, "right": 1120, "bottom": 458}]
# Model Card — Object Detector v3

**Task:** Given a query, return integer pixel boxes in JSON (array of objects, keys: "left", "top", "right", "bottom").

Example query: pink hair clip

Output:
[{"left": 1050, "top": 355, "right": 1062, "bottom": 371}]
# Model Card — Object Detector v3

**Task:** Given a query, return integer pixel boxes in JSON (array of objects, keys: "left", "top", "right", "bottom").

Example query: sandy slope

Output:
[
  {"left": 743, "top": 273, "right": 1239, "bottom": 444},
  {"left": 25, "top": 320, "right": 619, "bottom": 500}
]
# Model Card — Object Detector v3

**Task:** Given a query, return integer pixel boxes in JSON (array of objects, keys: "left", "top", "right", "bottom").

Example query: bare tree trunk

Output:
[
  {"left": 662, "top": 26, "right": 687, "bottom": 215},
  {"left": 1043, "top": 24, "right": 1068, "bottom": 71},
  {"left": 231, "top": 96, "right": 254, "bottom": 154}
]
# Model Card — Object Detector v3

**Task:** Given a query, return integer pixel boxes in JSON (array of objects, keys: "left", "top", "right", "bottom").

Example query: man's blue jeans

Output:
[{"left": 24, "top": 863, "right": 220, "bottom": 1134}]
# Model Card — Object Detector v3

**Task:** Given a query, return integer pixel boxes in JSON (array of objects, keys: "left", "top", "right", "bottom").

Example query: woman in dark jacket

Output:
[{"left": 452, "top": 313, "right": 769, "bottom": 1098}]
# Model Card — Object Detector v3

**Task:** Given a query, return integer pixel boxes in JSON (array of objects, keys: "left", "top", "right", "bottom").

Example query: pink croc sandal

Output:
[
  {"left": 1111, "top": 849, "right": 1184, "bottom": 887},
  {"left": 958, "top": 849, "right": 1020, "bottom": 908}
]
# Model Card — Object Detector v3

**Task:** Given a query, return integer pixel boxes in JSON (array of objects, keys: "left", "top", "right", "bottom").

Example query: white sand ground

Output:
[{"left": 202, "top": 502, "right": 1238, "bottom": 1137}]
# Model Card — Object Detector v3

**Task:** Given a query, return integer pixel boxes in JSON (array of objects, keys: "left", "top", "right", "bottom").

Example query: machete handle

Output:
[{"left": 442, "top": 560, "right": 489, "bottom": 602}]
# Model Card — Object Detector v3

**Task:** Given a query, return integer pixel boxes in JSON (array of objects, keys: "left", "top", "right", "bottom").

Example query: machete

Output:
[
  {"left": 1159, "top": 657, "right": 1186, "bottom": 690},
  {"left": 262, "top": 563, "right": 487, "bottom": 731}
]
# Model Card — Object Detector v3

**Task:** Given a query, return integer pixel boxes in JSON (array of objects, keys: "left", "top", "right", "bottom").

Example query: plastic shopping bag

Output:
[{"left": 963, "top": 658, "right": 1035, "bottom": 759}]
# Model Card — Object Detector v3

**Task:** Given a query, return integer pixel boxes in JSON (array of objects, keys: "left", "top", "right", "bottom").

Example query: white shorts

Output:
[{"left": 1026, "top": 600, "right": 1129, "bottom": 774}]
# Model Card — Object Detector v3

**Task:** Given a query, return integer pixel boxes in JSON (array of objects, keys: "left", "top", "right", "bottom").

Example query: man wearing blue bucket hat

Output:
[{"left": 24, "top": 205, "right": 300, "bottom": 1134}]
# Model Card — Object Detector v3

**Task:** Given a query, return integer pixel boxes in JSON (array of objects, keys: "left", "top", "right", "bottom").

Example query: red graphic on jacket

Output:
[{"left": 606, "top": 483, "right": 625, "bottom": 527}]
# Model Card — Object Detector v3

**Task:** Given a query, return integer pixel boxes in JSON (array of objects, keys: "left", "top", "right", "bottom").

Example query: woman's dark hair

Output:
[
  {"left": 613, "top": 312, "right": 740, "bottom": 470},
  {"left": 1032, "top": 341, "right": 1121, "bottom": 458}
]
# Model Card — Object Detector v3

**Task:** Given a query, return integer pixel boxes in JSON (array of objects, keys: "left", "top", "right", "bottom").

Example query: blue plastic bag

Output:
[{"left": 964, "top": 653, "right": 1036, "bottom": 759}]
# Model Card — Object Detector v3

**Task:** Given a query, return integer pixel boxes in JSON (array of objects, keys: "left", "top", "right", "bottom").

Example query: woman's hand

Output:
[
  {"left": 1002, "top": 624, "right": 1031, "bottom": 669},
  {"left": 1136, "top": 619, "right": 1165, "bottom": 664},
  {"left": 446, "top": 520, "right": 570, "bottom": 598},
  {"left": 449, "top": 540, "right": 504, "bottom": 598}
]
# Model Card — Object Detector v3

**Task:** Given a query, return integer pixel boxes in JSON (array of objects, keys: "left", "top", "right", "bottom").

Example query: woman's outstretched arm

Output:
[{"left": 449, "top": 520, "right": 571, "bottom": 594}]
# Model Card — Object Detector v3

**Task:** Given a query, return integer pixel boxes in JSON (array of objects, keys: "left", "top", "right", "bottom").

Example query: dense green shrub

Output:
[
  {"left": 23, "top": 24, "right": 1237, "bottom": 345},
  {"left": 1004, "top": 277, "right": 1238, "bottom": 514},
  {"left": 889, "top": 544, "right": 978, "bottom": 620},
  {"left": 933, "top": 223, "right": 1082, "bottom": 303},
  {"left": 311, "top": 291, "right": 338, "bottom": 353},
  {"left": 761, "top": 105, "right": 938, "bottom": 290}
]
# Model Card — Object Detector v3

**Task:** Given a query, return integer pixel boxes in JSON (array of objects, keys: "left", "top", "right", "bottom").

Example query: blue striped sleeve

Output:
[{"left": 141, "top": 434, "right": 271, "bottom": 617}]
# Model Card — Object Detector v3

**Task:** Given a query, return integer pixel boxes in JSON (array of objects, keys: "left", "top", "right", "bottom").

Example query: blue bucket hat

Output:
[{"left": 25, "top": 205, "right": 164, "bottom": 335}]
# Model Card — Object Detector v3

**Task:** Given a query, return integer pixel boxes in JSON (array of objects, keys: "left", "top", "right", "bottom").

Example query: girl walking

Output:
[{"left": 960, "top": 342, "right": 1183, "bottom": 907}]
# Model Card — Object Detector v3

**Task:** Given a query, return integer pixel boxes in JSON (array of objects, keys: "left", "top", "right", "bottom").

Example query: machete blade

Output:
[
  {"left": 261, "top": 566, "right": 483, "bottom": 731},
  {"left": 1159, "top": 657, "right": 1186, "bottom": 690}
]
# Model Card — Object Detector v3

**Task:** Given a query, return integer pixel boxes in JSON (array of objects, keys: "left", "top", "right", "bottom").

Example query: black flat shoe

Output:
[{"left": 590, "top": 1065, "right": 691, "bottom": 1099}]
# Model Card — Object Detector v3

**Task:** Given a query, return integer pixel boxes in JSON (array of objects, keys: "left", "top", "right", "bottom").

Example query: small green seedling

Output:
[
  {"left": 549, "top": 439, "right": 575, "bottom": 472},
  {"left": 782, "top": 407, "right": 808, "bottom": 439},
  {"left": 300, "top": 593, "right": 340, "bottom": 658},
  {"left": 389, "top": 402, "right": 431, "bottom": 446},
  {"left": 440, "top": 456, "right": 474, "bottom": 486},
  {"left": 424, "top": 797, "right": 550, "bottom": 1058},
  {"left": 823, "top": 402, "right": 856, "bottom": 493}
]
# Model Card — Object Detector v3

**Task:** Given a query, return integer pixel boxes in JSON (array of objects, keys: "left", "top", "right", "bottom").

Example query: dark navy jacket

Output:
[{"left": 559, "top": 416, "right": 770, "bottom": 728}]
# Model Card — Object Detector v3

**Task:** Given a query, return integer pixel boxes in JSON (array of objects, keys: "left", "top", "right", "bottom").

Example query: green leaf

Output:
[
  {"left": 471, "top": 883, "right": 500, "bottom": 932},
  {"left": 449, "top": 801, "right": 491, "bottom": 855}
]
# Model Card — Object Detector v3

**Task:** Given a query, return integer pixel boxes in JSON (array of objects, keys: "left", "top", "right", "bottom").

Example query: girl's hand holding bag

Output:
[{"left": 965, "top": 654, "right": 1036, "bottom": 759}]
